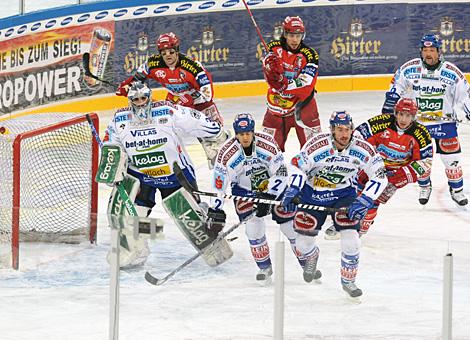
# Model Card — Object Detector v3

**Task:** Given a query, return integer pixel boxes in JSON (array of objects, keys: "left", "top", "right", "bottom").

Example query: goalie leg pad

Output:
[
  {"left": 163, "top": 187, "right": 233, "bottom": 267},
  {"left": 96, "top": 144, "right": 127, "bottom": 184}
]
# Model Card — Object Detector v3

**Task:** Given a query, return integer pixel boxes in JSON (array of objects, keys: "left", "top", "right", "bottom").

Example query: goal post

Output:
[{"left": 0, "top": 113, "right": 99, "bottom": 269}]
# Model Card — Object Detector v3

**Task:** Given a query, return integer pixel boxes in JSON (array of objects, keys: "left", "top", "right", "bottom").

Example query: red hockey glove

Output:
[
  {"left": 177, "top": 93, "right": 194, "bottom": 107},
  {"left": 262, "top": 53, "right": 288, "bottom": 92},
  {"left": 115, "top": 76, "right": 134, "bottom": 97},
  {"left": 388, "top": 165, "right": 417, "bottom": 189}
]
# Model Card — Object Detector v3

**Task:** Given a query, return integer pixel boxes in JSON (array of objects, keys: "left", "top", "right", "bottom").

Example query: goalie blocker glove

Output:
[
  {"left": 206, "top": 208, "right": 226, "bottom": 238},
  {"left": 95, "top": 144, "right": 128, "bottom": 185}
]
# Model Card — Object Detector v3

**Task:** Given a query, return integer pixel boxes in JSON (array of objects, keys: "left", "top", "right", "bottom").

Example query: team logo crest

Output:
[
  {"left": 440, "top": 17, "right": 454, "bottom": 37},
  {"left": 137, "top": 32, "right": 149, "bottom": 52},
  {"left": 202, "top": 26, "right": 215, "bottom": 46},
  {"left": 349, "top": 19, "right": 364, "bottom": 38},
  {"left": 273, "top": 22, "right": 283, "bottom": 41}
]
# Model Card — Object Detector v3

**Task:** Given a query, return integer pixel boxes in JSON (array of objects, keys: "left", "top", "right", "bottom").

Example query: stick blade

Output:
[{"left": 144, "top": 271, "right": 160, "bottom": 285}]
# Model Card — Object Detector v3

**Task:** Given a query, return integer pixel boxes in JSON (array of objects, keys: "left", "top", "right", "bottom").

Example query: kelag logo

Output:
[
  {"left": 417, "top": 98, "right": 443, "bottom": 112},
  {"left": 133, "top": 151, "right": 167, "bottom": 168}
]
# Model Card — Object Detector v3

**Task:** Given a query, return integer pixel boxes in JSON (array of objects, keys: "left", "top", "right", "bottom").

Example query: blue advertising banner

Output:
[{"left": 114, "top": 3, "right": 470, "bottom": 85}]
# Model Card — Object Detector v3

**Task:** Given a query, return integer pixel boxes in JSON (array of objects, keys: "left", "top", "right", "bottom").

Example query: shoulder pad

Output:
[
  {"left": 147, "top": 54, "right": 163, "bottom": 69},
  {"left": 216, "top": 138, "right": 239, "bottom": 166},
  {"left": 352, "top": 138, "right": 376, "bottom": 157},
  {"left": 406, "top": 122, "right": 433, "bottom": 149},
  {"left": 299, "top": 46, "right": 319, "bottom": 63},
  {"left": 401, "top": 58, "right": 421, "bottom": 70},
  {"left": 367, "top": 114, "right": 394, "bottom": 133},
  {"left": 267, "top": 40, "right": 282, "bottom": 51},
  {"left": 179, "top": 55, "right": 204, "bottom": 75},
  {"left": 113, "top": 109, "right": 132, "bottom": 123}
]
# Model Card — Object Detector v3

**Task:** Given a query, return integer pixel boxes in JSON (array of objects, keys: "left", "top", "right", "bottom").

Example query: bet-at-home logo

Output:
[
  {"left": 330, "top": 19, "right": 382, "bottom": 59},
  {"left": 133, "top": 151, "right": 167, "bottom": 168},
  {"left": 417, "top": 98, "right": 443, "bottom": 112}
]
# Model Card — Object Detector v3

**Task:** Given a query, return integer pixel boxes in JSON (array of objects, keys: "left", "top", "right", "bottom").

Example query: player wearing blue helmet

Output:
[{"left": 382, "top": 33, "right": 470, "bottom": 206}]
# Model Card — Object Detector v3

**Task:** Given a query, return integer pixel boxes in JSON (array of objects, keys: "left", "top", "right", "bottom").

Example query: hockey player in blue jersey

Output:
[
  {"left": 281, "top": 111, "right": 387, "bottom": 297},
  {"left": 207, "top": 113, "right": 306, "bottom": 283}
]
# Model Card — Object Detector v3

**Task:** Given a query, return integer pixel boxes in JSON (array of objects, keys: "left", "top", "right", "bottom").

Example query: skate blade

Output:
[
  {"left": 256, "top": 276, "right": 272, "bottom": 286},
  {"left": 344, "top": 293, "right": 362, "bottom": 304}
]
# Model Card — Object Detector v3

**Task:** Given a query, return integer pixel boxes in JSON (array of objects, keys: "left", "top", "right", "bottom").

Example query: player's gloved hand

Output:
[
  {"left": 382, "top": 90, "right": 401, "bottom": 114},
  {"left": 347, "top": 195, "right": 375, "bottom": 221},
  {"left": 387, "top": 165, "right": 417, "bottom": 189},
  {"left": 262, "top": 53, "right": 288, "bottom": 92},
  {"left": 254, "top": 192, "right": 276, "bottom": 218},
  {"left": 262, "top": 53, "right": 284, "bottom": 75},
  {"left": 177, "top": 93, "right": 194, "bottom": 107},
  {"left": 206, "top": 208, "right": 226, "bottom": 238},
  {"left": 116, "top": 82, "right": 129, "bottom": 97},
  {"left": 281, "top": 186, "right": 300, "bottom": 213}
]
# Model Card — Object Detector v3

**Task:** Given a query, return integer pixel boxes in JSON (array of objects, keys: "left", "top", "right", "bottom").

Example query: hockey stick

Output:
[
  {"left": 417, "top": 113, "right": 470, "bottom": 125},
  {"left": 82, "top": 52, "right": 116, "bottom": 86},
  {"left": 144, "top": 214, "right": 253, "bottom": 285},
  {"left": 241, "top": 0, "right": 268, "bottom": 52},
  {"left": 173, "top": 162, "right": 345, "bottom": 213}
]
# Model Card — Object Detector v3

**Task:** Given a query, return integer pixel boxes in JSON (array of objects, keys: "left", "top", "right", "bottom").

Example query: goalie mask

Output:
[{"left": 128, "top": 82, "right": 152, "bottom": 122}]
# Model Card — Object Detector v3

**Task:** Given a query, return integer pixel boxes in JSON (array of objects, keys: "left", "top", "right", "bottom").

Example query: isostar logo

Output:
[
  {"left": 133, "top": 151, "right": 167, "bottom": 168},
  {"left": 417, "top": 98, "right": 443, "bottom": 112}
]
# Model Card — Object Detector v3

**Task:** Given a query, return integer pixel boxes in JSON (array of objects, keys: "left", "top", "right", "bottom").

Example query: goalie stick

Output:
[
  {"left": 173, "top": 162, "right": 345, "bottom": 213},
  {"left": 82, "top": 52, "right": 116, "bottom": 86},
  {"left": 144, "top": 214, "right": 253, "bottom": 286}
]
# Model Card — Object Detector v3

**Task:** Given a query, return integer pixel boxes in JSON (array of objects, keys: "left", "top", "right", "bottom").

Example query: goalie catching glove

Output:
[
  {"left": 95, "top": 144, "right": 128, "bottom": 185},
  {"left": 200, "top": 129, "right": 230, "bottom": 169},
  {"left": 262, "top": 53, "right": 288, "bottom": 92}
]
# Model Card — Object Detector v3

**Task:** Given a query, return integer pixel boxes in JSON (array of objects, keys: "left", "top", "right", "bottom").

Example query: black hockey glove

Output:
[
  {"left": 255, "top": 192, "right": 276, "bottom": 218},
  {"left": 206, "top": 208, "right": 226, "bottom": 238}
]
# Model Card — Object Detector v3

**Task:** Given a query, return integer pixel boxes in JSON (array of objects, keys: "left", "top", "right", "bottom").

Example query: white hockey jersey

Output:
[
  {"left": 288, "top": 132, "right": 387, "bottom": 204},
  {"left": 210, "top": 131, "right": 288, "bottom": 210},
  {"left": 104, "top": 101, "right": 221, "bottom": 188},
  {"left": 389, "top": 58, "right": 470, "bottom": 139}
]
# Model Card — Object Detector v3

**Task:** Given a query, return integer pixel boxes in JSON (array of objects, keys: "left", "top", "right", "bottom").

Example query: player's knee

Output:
[
  {"left": 340, "top": 229, "right": 360, "bottom": 255},
  {"left": 293, "top": 211, "right": 319, "bottom": 236},
  {"left": 295, "top": 233, "right": 316, "bottom": 255},
  {"left": 279, "top": 221, "right": 297, "bottom": 239},
  {"left": 245, "top": 216, "right": 267, "bottom": 239}
]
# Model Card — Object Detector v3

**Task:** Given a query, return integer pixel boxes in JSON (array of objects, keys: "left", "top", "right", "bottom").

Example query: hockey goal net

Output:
[{"left": 0, "top": 113, "right": 99, "bottom": 269}]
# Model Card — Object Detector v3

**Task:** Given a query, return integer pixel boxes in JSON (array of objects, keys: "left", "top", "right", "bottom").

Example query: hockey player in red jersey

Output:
[
  {"left": 261, "top": 16, "right": 321, "bottom": 151},
  {"left": 325, "top": 98, "right": 434, "bottom": 239},
  {"left": 116, "top": 32, "right": 226, "bottom": 168}
]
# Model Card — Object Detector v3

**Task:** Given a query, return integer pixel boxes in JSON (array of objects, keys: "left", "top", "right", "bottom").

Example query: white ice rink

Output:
[{"left": 1, "top": 91, "right": 470, "bottom": 340}]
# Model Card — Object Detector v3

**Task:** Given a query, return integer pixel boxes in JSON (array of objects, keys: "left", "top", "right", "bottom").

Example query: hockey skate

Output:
[
  {"left": 450, "top": 187, "right": 468, "bottom": 206},
  {"left": 256, "top": 265, "right": 273, "bottom": 283},
  {"left": 303, "top": 255, "right": 322, "bottom": 282},
  {"left": 324, "top": 225, "right": 340, "bottom": 240},
  {"left": 342, "top": 281, "right": 363, "bottom": 298},
  {"left": 418, "top": 185, "right": 432, "bottom": 205}
]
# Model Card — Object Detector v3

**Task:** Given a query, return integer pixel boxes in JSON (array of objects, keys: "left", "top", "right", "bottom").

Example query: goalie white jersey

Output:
[
  {"left": 210, "top": 131, "right": 288, "bottom": 210},
  {"left": 389, "top": 58, "right": 470, "bottom": 139},
  {"left": 104, "top": 101, "right": 221, "bottom": 188}
]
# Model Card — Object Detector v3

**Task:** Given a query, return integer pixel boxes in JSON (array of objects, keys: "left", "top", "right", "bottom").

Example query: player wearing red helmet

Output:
[
  {"left": 382, "top": 33, "right": 470, "bottom": 206},
  {"left": 326, "top": 98, "right": 434, "bottom": 239},
  {"left": 260, "top": 16, "right": 321, "bottom": 152},
  {"left": 116, "top": 32, "right": 227, "bottom": 169}
]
